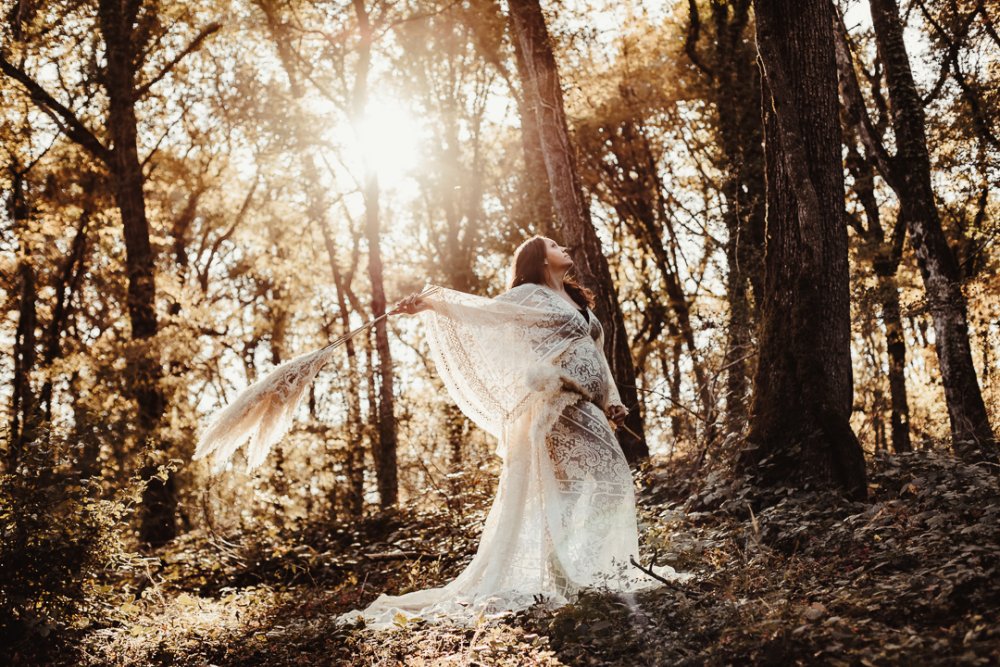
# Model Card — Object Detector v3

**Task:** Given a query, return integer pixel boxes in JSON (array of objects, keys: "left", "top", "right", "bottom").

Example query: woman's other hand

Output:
[
  {"left": 391, "top": 292, "right": 429, "bottom": 315},
  {"left": 606, "top": 404, "right": 628, "bottom": 427}
]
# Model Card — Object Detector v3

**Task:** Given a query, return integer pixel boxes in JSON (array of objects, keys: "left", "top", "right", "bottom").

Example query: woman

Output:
[{"left": 338, "top": 236, "right": 688, "bottom": 628}]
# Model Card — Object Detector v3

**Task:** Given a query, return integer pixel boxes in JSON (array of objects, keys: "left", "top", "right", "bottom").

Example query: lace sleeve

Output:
[{"left": 418, "top": 285, "right": 577, "bottom": 442}]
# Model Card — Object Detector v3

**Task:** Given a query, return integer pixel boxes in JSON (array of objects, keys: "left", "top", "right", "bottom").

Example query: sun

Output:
[{"left": 353, "top": 96, "right": 424, "bottom": 188}]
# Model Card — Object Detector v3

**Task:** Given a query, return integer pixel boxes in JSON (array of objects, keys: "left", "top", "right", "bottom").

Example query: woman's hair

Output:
[{"left": 507, "top": 235, "right": 595, "bottom": 309}]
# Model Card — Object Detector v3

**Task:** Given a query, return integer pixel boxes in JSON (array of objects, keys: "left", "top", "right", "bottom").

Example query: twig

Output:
[
  {"left": 629, "top": 554, "right": 688, "bottom": 591},
  {"left": 363, "top": 550, "right": 440, "bottom": 562}
]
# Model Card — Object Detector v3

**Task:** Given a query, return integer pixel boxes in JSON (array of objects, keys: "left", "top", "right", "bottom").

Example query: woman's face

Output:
[{"left": 542, "top": 237, "right": 573, "bottom": 271}]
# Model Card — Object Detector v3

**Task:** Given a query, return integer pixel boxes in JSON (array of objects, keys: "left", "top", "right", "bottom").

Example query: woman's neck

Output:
[{"left": 543, "top": 268, "right": 567, "bottom": 292}]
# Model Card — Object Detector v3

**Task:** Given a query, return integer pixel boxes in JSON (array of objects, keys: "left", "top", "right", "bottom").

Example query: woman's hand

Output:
[
  {"left": 391, "top": 292, "right": 429, "bottom": 316},
  {"left": 606, "top": 404, "right": 628, "bottom": 427}
]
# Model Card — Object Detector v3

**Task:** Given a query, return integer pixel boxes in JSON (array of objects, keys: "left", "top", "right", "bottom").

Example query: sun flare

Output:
[{"left": 353, "top": 98, "right": 424, "bottom": 188}]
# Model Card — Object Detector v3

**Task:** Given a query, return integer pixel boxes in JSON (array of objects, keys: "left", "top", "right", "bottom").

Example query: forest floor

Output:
[{"left": 15, "top": 449, "right": 1000, "bottom": 666}]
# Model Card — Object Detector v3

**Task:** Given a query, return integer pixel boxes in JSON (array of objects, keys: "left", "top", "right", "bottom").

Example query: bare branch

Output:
[
  {"left": 135, "top": 22, "right": 222, "bottom": 99},
  {"left": 0, "top": 55, "right": 111, "bottom": 164},
  {"left": 914, "top": 0, "right": 1000, "bottom": 149},
  {"left": 917, "top": 0, "right": 980, "bottom": 106},
  {"left": 833, "top": 13, "right": 898, "bottom": 189}
]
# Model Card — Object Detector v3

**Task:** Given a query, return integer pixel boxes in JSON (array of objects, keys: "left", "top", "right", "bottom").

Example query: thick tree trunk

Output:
[
  {"left": 510, "top": 20, "right": 555, "bottom": 235},
  {"left": 97, "top": 0, "right": 173, "bottom": 544},
  {"left": 868, "top": 0, "right": 996, "bottom": 462},
  {"left": 507, "top": 0, "right": 647, "bottom": 462},
  {"left": 741, "top": 0, "right": 867, "bottom": 500}
]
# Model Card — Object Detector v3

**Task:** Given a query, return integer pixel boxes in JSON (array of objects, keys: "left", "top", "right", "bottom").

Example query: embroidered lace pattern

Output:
[{"left": 337, "top": 284, "right": 691, "bottom": 629}]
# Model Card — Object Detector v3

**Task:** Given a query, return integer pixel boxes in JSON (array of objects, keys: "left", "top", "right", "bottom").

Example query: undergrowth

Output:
[{"left": 5, "top": 448, "right": 998, "bottom": 666}]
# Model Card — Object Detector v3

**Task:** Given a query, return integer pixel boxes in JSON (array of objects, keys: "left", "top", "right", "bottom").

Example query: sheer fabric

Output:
[{"left": 337, "top": 284, "right": 690, "bottom": 629}]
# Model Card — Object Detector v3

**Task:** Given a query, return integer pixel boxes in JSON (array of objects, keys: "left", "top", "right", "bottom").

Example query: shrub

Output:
[{"left": 0, "top": 427, "right": 149, "bottom": 658}]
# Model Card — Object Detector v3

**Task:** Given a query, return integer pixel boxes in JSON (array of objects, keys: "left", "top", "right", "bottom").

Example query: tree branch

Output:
[
  {"left": 916, "top": 0, "right": 980, "bottom": 106},
  {"left": 0, "top": 56, "right": 111, "bottom": 164},
  {"left": 685, "top": 0, "right": 714, "bottom": 77},
  {"left": 979, "top": 3, "right": 1000, "bottom": 47},
  {"left": 833, "top": 13, "right": 898, "bottom": 189},
  {"left": 914, "top": 0, "right": 999, "bottom": 150},
  {"left": 135, "top": 22, "right": 222, "bottom": 98}
]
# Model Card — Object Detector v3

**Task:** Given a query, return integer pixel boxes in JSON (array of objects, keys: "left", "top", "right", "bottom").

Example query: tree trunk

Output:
[
  {"left": 507, "top": 0, "right": 647, "bottom": 462},
  {"left": 11, "top": 258, "right": 38, "bottom": 461},
  {"left": 868, "top": 0, "right": 996, "bottom": 462},
  {"left": 834, "top": 20, "right": 915, "bottom": 454},
  {"left": 880, "top": 281, "right": 912, "bottom": 452},
  {"left": 97, "top": 0, "right": 173, "bottom": 544},
  {"left": 510, "top": 18, "right": 555, "bottom": 235},
  {"left": 316, "top": 177, "right": 366, "bottom": 517},
  {"left": 723, "top": 232, "right": 752, "bottom": 436},
  {"left": 362, "top": 174, "right": 399, "bottom": 508},
  {"left": 844, "top": 142, "right": 913, "bottom": 454},
  {"left": 740, "top": 0, "right": 867, "bottom": 500},
  {"left": 7, "top": 164, "right": 39, "bottom": 464},
  {"left": 350, "top": 0, "right": 398, "bottom": 508},
  {"left": 687, "top": 0, "right": 765, "bottom": 436},
  {"left": 668, "top": 323, "right": 686, "bottom": 446},
  {"left": 39, "top": 208, "right": 91, "bottom": 425},
  {"left": 592, "top": 116, "right": 716, "bottom": 453}
]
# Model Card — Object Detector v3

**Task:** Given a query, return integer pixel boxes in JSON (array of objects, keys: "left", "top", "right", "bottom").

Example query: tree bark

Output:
[
  {"left": 96, "top": 0, "right": 175, "bottom": 545},
  {"left": 707, "top": 1, "right": 765, "bottom": 436},
  {"left": 868, "top": 0, "right": 996, "bottom": 462},
  {"left": 740, "top": 0, "right": 867, "bottom": 500},
  {"left": 507, "top": 0, "right": 647, "bottom": 462},
  {"left": 880, "top": 280, "right": 911, "bottom": 452},
  {"left": 510, "top": 18, "right": 555, "bottom": 235}
]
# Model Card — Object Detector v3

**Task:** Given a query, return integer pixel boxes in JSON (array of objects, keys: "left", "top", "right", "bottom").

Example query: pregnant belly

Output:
[{"left": 556, "top": 344, "right": 606, "bottom": 407}]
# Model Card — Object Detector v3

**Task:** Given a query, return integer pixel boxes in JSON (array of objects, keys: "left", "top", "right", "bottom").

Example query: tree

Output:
[
  {"left": 863, "top": 0, "right": 996, "bottom": 462},
  {"left": 682, "top": 0, "right": 765, "bottom": 437},
  {"left": 739, "top": 0, "right": 867, "bottom": 500},
  {"left": 7, "top": 153, "right": 38, "bottom": 461},
  {"left": 0, "top": 3, "right": 221, "bottom": 544},
  {"left": 577, "top": 105, "right": 719, "bottom": 458},
  {"left": 351, "top": 0, "right": 399, "bottom": 507},
  {"left": 506, "top": 0, "right": 648, "bottom": 462}
]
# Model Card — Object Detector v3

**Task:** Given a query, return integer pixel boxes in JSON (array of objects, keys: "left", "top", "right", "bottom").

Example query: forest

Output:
[{"left": 1, "top": 0, "right": 997, "bottom": 664}]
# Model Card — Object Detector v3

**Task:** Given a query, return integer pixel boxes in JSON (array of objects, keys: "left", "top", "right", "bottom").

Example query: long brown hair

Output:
[{"left": 507, "top": 235, "right": 595, "bottom": 309}]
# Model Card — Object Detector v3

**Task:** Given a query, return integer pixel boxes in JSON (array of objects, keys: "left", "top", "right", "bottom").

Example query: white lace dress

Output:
[{"left": 337, "top": 283, "right": 689, "bottom": 628}]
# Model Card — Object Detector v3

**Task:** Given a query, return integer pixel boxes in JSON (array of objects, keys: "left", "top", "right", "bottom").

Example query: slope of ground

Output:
[{"left": 8, "top": 449, "right": 998, "bottom": 666}]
